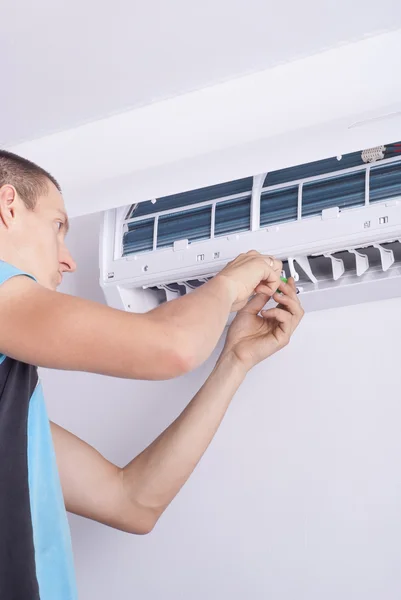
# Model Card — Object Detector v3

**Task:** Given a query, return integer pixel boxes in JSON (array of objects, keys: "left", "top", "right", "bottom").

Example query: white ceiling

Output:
[{"left": 2, "top": 0, "right": 401, "bottom": 146}]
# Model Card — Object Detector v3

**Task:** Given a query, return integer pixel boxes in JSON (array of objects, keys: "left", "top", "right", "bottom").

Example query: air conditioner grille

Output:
[
  {"left": 215, "top": 196, "right": 251, "bottom": 236},
  {"left": 122, "top": 142, "right": 401, "bottom": 259},
  {"left": 157, "top": 206, "right": 212, "bottom": 249},
  {"left": 302, "top": 171, "right": 365, "bottom": 217},
  {"left": 370, "top": 162, "right": 401, "bottom": 203},
  {"left": 260, "top": 186, "right": 298, "bottom": 226}
]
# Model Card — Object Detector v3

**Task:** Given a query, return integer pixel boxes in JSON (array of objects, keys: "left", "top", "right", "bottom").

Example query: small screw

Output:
[
  {"left": 143, "top": 265, "right": 149, "bottom": 272},
  {"left": 214, "top": 252, "right": 220, "bottom": 259},
  {"left": 364, "top": 221, "right": 371, "bottom": 229}
]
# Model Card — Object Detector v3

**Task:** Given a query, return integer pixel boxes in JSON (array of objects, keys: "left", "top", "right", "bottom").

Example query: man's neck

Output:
[{"left": 0, "top": 240, "right": 23, "bottom": 271}]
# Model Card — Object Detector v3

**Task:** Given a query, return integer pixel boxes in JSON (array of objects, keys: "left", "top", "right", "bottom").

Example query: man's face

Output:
[{"left": 0, "top": 181, "right": 76, "bottom": 290}]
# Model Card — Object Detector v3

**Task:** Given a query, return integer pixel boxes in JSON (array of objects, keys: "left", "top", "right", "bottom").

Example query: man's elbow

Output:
[
  {"left": 166, "top": 345, "right": 197, "bottom": 379},
  {"left": 123, "top": 508, "right": 161, "bottom": 535},
  {"left": 145, "top": 314, "right": 197, "bottom": 379},
  {"left": 154, "top": 328, "right": 197, "bottom": 378}
]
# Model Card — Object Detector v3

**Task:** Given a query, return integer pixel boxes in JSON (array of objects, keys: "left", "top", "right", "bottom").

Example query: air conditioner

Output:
[{"left": 100, "top": 141, "right": 401, "bottom": 315}]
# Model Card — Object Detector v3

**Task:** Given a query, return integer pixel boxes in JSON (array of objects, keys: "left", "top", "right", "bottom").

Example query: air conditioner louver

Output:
[{"left": 134, "top": 240, "right": 401, "bottom": 309}]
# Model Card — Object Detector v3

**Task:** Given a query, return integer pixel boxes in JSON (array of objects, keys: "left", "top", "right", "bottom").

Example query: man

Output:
[{"left": 0, "top": 150, "right": 304, "bottom": 599}]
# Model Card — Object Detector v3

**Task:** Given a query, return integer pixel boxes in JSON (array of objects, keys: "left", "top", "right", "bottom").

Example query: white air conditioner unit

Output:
[{"left": 100, "top": 141, "right": 401, "bottom": 315}]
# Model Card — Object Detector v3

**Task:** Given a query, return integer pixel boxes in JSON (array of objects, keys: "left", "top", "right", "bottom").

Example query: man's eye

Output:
[{"left": 56, "top": 221, "right": 63, "bottom": 231}]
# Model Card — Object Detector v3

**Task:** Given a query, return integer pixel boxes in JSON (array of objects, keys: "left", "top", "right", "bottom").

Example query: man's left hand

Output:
[{"left": 220, "top": 278, "right": 304, "bottom": 373}]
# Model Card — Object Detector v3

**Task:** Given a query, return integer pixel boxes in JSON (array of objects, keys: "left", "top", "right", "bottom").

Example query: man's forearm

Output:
[
  {"left": 148, "top": 275, "right": 235, "bottom": 371},
  {"left": 121, "top": 351, "right": 246, "bottom": 521}
]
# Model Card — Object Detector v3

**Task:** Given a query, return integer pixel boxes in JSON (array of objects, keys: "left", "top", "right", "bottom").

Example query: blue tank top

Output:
[{"left": 0, "top": 261, "right": 78, "bottom": 599}]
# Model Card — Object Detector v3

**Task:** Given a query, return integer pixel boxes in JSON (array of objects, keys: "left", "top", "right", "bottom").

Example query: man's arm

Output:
[
  {"left": 51, "top": 279, "right": 303, "bottom": 534},
  {"left": 0, "top": 252, "right": 282, "bottom": 380},
  {"left": 51, "top": 352, "right": 245, "bottom": 534}
]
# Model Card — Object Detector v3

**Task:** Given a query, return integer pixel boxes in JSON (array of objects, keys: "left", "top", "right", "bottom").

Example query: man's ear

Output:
[{"left": 0, "top": 185, "right": 18, "bottom": 228}]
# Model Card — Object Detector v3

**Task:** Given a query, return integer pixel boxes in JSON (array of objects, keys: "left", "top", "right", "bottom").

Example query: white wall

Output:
[{"left": 41, "top": 213, "right": 401, "bottom": 600}]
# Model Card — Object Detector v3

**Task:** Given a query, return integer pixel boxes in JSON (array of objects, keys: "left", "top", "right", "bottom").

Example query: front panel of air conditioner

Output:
[{"left": 100, "top": 142, "right": 401, "bottom": 314}]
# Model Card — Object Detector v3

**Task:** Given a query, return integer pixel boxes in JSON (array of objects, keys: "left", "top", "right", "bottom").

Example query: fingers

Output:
[
  {"left": 246, "top": 249, "right": 282, "bottom": 272},
  {"left": 240, "top": 276, "right": 304, "bottom": 319},
  {"left": 283, "top": 277, "right": 298, "bottom": 296},
  {"left": 289, "top": 278, "right": 298, "bottom": 293},
  {"left": 273, "top": 293, "right": 304, "bottom": 329},
  {"left": 276, "top": 277, "right": 297, "bottom": 296},
  {"left": 277, "top": 279, "right": 300, "bottom": 302},
  {"left": 256, "top": 274, "right": 293, "bottom": 300},
  {"left": 261, "top": 307, "right": 292, "bottom": 346},
  {"left": 220, "top": 251, "right": 283, "bottom": 309},
  {"left": 240, "top": 293, "right": 270, "bottom": 315},
  {"left": 255, "top": 283, "right": 274, "bottom": 296},
  {"left": 261, "top": 306, "right": 292, "bottom": 325},
  {"left": 267, "top": 277, "right": 304, "bottom": 335},
  {"left": 273, "top": 292, "right": 299, "bottom": 313},
  {"left": 254, "top": 257, "right": 283, "bottom": 296},
  {"left": 261, "top": 276, "right": 305, "bottom": 346},
  {"left": 264, "top": 255, "right": 282, "bottom": 274}
]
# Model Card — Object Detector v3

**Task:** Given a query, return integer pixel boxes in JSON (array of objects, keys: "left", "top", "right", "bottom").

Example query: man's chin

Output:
[{"left": 49, "top": 277, "right": 61, "bottom": 291}]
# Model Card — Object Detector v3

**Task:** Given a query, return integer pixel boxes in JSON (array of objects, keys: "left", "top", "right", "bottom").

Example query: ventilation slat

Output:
[
  {"left": 302, "top": 171, "right": 365, "bottom": 217},
  {"left": 285, "top": 241, "right": 401, "bottom": 286},
  {"left": 123, "top": 218, "right": 154, "bottom": 256},
  {"left": 373, "top": 244, "right": 395, "bottom": 271},
  {"left": 349, "top": 250, "right": 369, "bottom": 276},
  {"left": 324, "top": 254, "right": 345, "bottom": 281},
  {"left": 157, "top": 206, "right": 212, "bottom": 249},
  {"left": 214, "top": 196, "right": 251, "bottom": 236},
  {"left": 260, "top": 187, "right": 298, "bottom": 227},
  {"left": 287, "top": 257, "right": 318, "bottom": 283},
  {"left": 370, "top": 162, "right": 401, "bottom": 203},
  {"left": 159, "top": 285, "right": 179, "bottom": 302}
]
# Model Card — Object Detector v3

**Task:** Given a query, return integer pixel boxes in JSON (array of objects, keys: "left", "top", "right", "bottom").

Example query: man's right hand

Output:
[{"left": 215, "top": 250, "right": 282, "bottom": 312}]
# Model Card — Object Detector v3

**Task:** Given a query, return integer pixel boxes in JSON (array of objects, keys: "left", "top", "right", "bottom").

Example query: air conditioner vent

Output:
[{"left": 101, "top": 139, "right": 401, "bottom": 315}]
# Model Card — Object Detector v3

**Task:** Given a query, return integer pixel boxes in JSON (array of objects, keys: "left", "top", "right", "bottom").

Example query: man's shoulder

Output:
[
  {"left": 0, "top": 260, "right": 36, "bottom": 288},
  {"left": 0, "top": 262, "right": 39, "bottom": 364}
]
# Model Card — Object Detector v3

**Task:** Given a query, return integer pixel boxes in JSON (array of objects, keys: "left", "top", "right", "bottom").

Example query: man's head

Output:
[{"left": 0, "top": 150, "right": 76, "bottom": 290}]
